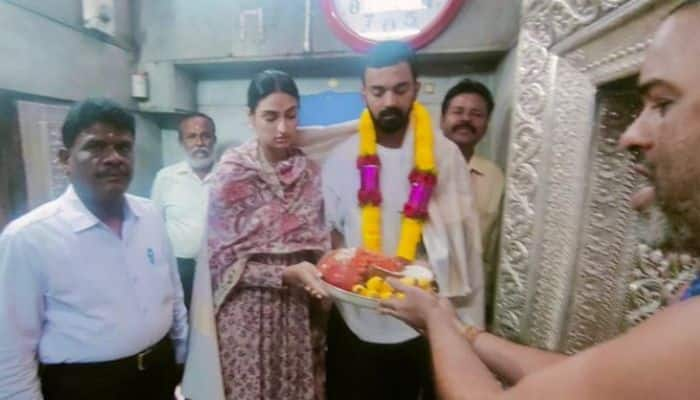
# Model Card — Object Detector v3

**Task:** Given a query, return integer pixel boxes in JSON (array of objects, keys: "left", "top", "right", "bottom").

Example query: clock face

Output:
[{"left": 321, "top": 0, "right": 465, "bottom": 52}]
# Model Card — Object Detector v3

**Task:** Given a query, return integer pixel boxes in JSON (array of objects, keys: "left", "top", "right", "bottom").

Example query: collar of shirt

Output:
[
  {"left": 173, "top": 160, "right": 210, "bottom": 183},
  {"left": 59, "top": 185, "right": 142, "bottom": 233},
  {"left": 469, "top": 156, "right": 486, "bottom": 176}
]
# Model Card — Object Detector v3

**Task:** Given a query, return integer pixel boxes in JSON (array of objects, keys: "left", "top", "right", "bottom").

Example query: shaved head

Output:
[{"left": 669, "top": 0, "right": 700, "bottom": 16}]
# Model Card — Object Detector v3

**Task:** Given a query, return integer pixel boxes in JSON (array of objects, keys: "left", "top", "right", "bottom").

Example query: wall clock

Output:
[{"left": 320, "top": 0, "right": 465, "bottom": 52}]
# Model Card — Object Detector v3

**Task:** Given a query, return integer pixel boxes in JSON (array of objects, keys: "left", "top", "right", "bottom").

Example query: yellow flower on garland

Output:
[
  {"left": 411, "top": 102, "right": 436, "bottom": 173},
  {"left": 358, "top": 109, "right": 377, "bottom": 157},
  {"left": 357, "top": 101, "right": 437, "bottom": 261},
  {"left": 360, "top": 205, "right": 381, "bottom": 252},
  {"left": 396, "top": 217, "right": 423, "bottom": 261}
]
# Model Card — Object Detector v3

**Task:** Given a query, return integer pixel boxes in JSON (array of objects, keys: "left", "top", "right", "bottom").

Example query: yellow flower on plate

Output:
[
  {"left": 379, "top": 291, "right": 393, "bottom": 300},
  {"left": 380, "top": 280, "right": 393, "bottom": 293},
  {"left": 352, "top": 285, "right": 366, "bottom": 294},
  {"left": 417, "top": 278, "right": 432, "bottom": 290},
  {"left": 364, "top": 289, "right": 380, "bottom": 299},
  {"left": 400, "top": 276, "right": 417, "bottom": 287},
  {"left": 366, "top": 276, "right": 384, "bottom": 292}
]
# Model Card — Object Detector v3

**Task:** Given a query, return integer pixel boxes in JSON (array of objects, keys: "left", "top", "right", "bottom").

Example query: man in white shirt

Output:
[
  {"left": 0, "top": 98, "right": 188, "bottom": 400},
  {"left": 151, "top": 112, "right": 216, "bottom": 308},
  {"left": 323, "top": 41, "right": 484, "bottom": 400},
  {"left": 440, "top": 79, "right": 505, "bottom": 322}
]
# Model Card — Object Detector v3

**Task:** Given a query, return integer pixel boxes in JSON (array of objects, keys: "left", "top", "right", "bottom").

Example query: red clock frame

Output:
[{"left": 320, "top": 0, "right": 466, "bottom": 52}]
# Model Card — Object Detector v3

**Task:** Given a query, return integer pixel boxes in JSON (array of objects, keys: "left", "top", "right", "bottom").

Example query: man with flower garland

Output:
[{"left": 322, "top": 41, "right": 485, "bottom": 400}]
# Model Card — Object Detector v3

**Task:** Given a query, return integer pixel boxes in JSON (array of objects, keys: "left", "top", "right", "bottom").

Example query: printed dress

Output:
[{"left": 207, "top": 141, "right": 330, "bottom": 400}]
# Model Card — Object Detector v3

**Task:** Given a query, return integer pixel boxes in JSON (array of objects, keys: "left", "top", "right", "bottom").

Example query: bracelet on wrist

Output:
[{"left": 459, "top": 324, "right": 483, "bottom": 344}]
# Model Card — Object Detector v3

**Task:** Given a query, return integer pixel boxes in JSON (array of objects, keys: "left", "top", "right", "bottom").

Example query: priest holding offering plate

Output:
[{"left": 322, "top": 41, "right": 485, "bottom": 400}]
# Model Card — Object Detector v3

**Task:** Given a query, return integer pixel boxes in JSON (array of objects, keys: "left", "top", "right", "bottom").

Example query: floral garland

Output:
[{"left": 357, "top": 101, "right": 437, "bottom": 261}]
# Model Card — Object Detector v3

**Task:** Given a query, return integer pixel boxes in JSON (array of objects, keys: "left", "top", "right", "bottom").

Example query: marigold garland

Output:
[{"left": 357, "top": 101, "right": 437, "bottom": 261}]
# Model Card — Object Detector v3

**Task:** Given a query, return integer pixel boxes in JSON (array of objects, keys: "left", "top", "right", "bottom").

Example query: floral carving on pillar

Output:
[
  {"left": 495, "top": 0, "right": 694, "bottom": 352},
  {"left": 494, "top": 0, "right": 636, "bottom": 344}
]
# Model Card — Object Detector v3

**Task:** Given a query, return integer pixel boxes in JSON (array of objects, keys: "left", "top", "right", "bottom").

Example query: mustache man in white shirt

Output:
[{"left": 0, "top": 98, "right": 188, "bottom": 400}]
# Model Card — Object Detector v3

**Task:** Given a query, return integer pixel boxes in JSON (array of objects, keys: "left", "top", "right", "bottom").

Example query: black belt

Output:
[
  {"left": 40, "top": 335, "right": 173, "bottom": 374},
  {"left": 40, "top": 336, "right": 178, "bottom": 399}
]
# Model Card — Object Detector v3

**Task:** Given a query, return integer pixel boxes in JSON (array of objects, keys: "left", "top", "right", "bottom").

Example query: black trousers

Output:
[
  {"left": 326, "top": 307, "right": 436, "bottom": 400},
  {"left": 177, "top": 257, "right": 196, "bottom": 309},
  {"left": 40, "top": 336, "right": 178, "bottom": 400}
]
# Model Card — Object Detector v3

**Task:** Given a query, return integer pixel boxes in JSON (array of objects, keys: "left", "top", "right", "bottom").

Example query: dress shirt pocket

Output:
[{"left": 138, "top": 243, "right": 176, "bottom": 308}]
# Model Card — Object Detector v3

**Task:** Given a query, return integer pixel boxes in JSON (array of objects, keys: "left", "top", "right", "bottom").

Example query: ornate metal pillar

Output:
[{"left": 492, "top": 0, "right": 694, "bottom": 353}]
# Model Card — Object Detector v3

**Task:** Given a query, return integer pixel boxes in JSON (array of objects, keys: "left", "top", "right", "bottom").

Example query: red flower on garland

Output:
[
  {"left": 357, "top": 156, "right": 382, "bottom": 206},
  {"left": 402, "top": 168, "right": 437, "bottom": 219}
]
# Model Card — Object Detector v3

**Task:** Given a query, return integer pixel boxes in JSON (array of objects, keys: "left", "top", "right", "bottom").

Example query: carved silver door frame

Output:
[{"left": 492, "top": 0, "right": 690, "bottom": 353}]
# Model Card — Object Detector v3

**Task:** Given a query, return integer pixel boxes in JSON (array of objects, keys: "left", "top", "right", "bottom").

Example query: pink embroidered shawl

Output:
[
  {"left": 183, "top": 125, "right": 354, "bottom": 400},
  {"left": 207, "top": 140, "right": 330, "bottom": 309}
]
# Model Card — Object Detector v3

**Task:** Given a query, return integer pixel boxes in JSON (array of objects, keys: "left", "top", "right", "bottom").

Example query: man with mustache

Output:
[
  {"left": 152, "top": 112, "right": 217, "bottom": 308},
  {"left": 441, "top": 79, "right": 504, "bottom": 322},
  {"left": 323, "top": 41, "right": 484, "bottom": 399},
  {"left": 378, "top": 1, "right": 700, "bottom": 398},
  {"left": 0, "top": 98, "right": 188, "bottom": 399}
]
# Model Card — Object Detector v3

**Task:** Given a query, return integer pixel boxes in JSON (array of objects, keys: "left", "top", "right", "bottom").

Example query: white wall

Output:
[
  {"left": 136, "top": 0, "right": 520, "bottom": 63},
  {"left": 0, "top": 1, "right": 166, "bottom": 199},
  {"left": 0, "top": 1, "right": 135, "bottom": 105}
]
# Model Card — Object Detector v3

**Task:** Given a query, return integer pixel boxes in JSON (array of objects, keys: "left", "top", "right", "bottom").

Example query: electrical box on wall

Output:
[{"left": 82, "top": 0, "right": 115, "bottom": 37}]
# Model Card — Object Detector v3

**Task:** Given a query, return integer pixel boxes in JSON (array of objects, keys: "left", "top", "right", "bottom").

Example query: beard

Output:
[
  {"left": 636, "top": 200, "right": 697, "bottom": 254},
  {"left": 370, "top": 106, "right": 410, "bottom": 134},
  {"left": 186, "top": 148, "right": 216, "bottom": 170},
  {"left": 639, "top": 170, "right": 700, "bottom": 254}
]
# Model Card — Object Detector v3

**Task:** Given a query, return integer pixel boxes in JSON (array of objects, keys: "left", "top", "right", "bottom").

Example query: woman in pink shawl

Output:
[{"left": 207, "top": 70, "right": 330, "bottom": 400}]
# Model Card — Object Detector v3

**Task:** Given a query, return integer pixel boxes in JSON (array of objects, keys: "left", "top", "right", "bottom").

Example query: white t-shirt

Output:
[{"left": 323, "top": 132, "right": 422, "bottom": 343}]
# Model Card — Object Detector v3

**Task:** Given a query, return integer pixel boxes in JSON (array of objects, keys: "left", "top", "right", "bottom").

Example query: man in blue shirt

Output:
[{"left": 0, "top": 98, "right": 188, "bottom": 400}]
